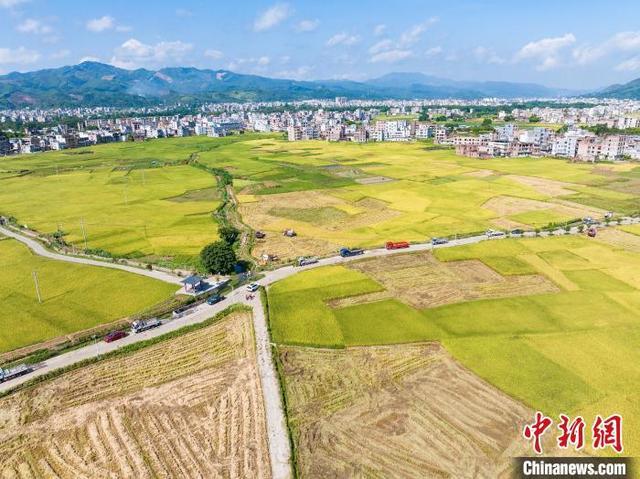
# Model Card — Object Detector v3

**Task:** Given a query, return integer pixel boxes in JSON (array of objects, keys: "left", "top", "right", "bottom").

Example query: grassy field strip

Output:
[
  {"left": 518, "top": 253, "right": 579, "bottom": 290},
  {"left": 0, "top": 237, "right": 177, "bottom": 353}
]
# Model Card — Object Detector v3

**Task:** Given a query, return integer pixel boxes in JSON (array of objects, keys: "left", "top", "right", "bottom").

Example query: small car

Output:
[
  {"left": 104, "top": 330, "right": 128, "bottom": 343},
  {"left": 246, "top": 283, "right": 259, "bottom": 292},
  {"left": 431, "top": 237, "right": 449, "bottom": 246},
  {"left": 206, "top": 294, "right": 224, "bottom": 305}
]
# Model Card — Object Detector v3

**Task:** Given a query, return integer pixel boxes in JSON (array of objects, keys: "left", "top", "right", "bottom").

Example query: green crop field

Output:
[
  {"left": 3, "top": 135, "right": 639, "bottom": 263},
  {"left": 267, "top": 233, "right": 640, "bottom": 455},
  {"left": 0, "top": 135, "right": 273, "bottom": 263},
  {"left": 0, "top": 236, "right": 178, "bottom": 353}
]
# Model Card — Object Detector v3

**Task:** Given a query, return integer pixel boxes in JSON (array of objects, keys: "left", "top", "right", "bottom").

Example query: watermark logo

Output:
[{"left": 523, "top": 412, "right": 623, "bottom": 455}]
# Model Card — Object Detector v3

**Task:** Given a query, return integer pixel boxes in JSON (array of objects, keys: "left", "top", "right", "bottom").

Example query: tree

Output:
[
  {"left": 529, "top": 115, "right": 542, "bottom": 123},
  {"left": 200, "top": 241, "right": 237, "bottom": 274},
  {"left": 219, "top": 225, "right": 240, "bottom": 245},
  {"left": 481, "top": 117, "right": 493, "bottom": 127}
]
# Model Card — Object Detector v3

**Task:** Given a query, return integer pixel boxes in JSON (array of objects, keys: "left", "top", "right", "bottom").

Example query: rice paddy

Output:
[
  {"left": 0, "top": 236, "right": 178, "bottom": 353},
  {"left": 268, "top": 232, "right": 640, "bottom": 455}
]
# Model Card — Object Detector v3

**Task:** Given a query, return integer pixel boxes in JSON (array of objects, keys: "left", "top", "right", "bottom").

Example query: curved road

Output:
[
  {"left": 0, "top": 226, "right": 183, "bottom": 284},
  {"left": 4, "top": 220, "right": 637, "bottom": 478}
]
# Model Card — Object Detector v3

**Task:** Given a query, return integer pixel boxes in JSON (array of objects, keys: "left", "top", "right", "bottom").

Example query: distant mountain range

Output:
[
  {"left": 0, "top": 61, "right": 633, "bottom": 108},
  {"left": 592, "top": 77, "right": 640, "bottom": 99}
]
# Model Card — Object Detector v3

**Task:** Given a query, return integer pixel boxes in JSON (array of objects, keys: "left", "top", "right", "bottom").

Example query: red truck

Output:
[{"left": 385, "top": 241, "right": 410, "bottom": 250}]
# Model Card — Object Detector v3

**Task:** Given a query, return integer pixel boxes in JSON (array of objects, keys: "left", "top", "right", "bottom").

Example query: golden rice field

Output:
[
  {"left": 0, "top": 310, "right": 271, "bottom": 479},
  {"left": 269, "top": 232, "right": 640, "bottom": 457}
]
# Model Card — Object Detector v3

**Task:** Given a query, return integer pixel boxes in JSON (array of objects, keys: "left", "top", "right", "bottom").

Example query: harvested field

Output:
[
  {"left": 279, "top": 342, "right": 558, "bottom": 479},
  {"left": 354, "top": 176, "right": 394, "bottom": 185},
  {"left": 594, "top": 227, "right": 640, "bottom": 253},
  {"left": 0, "top": 311, "right": 271, "bottom": 479},
  {"left": 507, "top": 175, "right": 576, "bottom": 197},
  {"left": 483, "top": 195, "right": 553, "bottom": 216},
  {"left": 240, "top": 191, "right": 401, "bottom": 261},
  {"left": 348, "top": 251, "right": 558, "bottom": 309}
]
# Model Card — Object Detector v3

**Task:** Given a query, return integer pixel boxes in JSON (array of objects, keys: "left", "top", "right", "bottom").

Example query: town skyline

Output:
[{"left": 2, "top": 0, "right": 640, "bottom": 90}]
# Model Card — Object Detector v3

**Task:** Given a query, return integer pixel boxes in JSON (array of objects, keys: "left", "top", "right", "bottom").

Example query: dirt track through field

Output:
[
  {"left": 279, "top": 343, "right": 542, "bottom": 478},
  {"left": 0, "top": 312, "right": 271, "bottom": 479}
]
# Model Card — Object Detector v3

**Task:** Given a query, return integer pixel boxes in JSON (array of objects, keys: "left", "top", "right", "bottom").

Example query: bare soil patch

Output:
[
  {"left": 348, "top": 251, "right": 558, "bottom": 309},
  {"left": 0, "top": 312, "right": 271, "bottom": 479},
  {"left": 279, "top": 342, "right": 540, "bottom": 478}
]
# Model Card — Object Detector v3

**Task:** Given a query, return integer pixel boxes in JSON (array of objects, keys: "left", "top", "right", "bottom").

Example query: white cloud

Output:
[
  {"left": 425, "top": 46, "right": 443, "bottom": 57},
  {"left": 373, "top": 24, "right": 386, "bottom": 36},
  {"left": 515, "top": 33, "right": 575, "bottom": 70},
  {"left": 295, "top": 19, "right": 319, "bottom": 32},
  {"left": 204, "top": 49, "right": 224, "bottom": 60},
  {"left": 86, "top": 15, "right": 115, "bottom": 32},
  {"left": 369, "top": 49, "right": 412, "bottom": 63},
  {"left": 227, "top": 56, "right": 271, "bottom": 72},
  {"left": 17, "top": 18, "right": 52, "bottom": 35},
  {"left": 254, "top": 3, "right": 291, "bottom": 32},
  {"left": 0, "top": 0, "right": 28, "bottom": 7},
  {"left": 111, "top": 38, "right": 193, "bottom": 68},
  {"left": 79, "top": 55, "right": 101, "bottom": 63},
  {"left": 369, "top": 39, "right": 393, "bottom": 54},
  {"left": 276, "top": 65, "right": 313, "bottom": 80},
  {"left": 574, "top": 31, "right": 640, "bottom": 65},
  {"left": 399, "top": 18, "right": 438, "bottom": 46},
  {"left": 280, "top": 55, "right": 291, "bottom": 64},
  {"left": 50, "top": 49, "right": 70, "bottom": 60},
  {"left": 616, "top": 56, "right": 640, "bottom": 71},
  {"left": 0, "top": 46, "right": 40, "bottom": 64},
  {"left": 474, "top": 46, "right": 505, "bottom": 64},
  {"left": 326, "top": 32, "right": 360, "bottom": 47}
]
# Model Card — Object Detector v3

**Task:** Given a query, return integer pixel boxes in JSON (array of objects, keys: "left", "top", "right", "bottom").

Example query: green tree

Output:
[
  {"left": 219, "top": 225, "right": 240, "bottom": 245},
  {"left": 529, "top": 115, "right": 542, "bottom": 123},
  {"left": 200, "top": 241, "right": 237, "bottom": 274},
  {"left": 481, "top": 117, "right": 493, "bottom": 127}
]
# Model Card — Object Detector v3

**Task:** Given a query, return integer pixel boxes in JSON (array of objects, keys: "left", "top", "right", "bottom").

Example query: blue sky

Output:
[{"left": 1, "top": 0, "right": 640, "bottom": 89}]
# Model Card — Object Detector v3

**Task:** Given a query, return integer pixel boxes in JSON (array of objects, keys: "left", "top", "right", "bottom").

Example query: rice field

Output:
[
  {"left": 0, "top": 236, "right": 178, "bottom": 353},
  {"left": 2, "top": 135, "right": 639, "bottom": 262},
  {"left": 0, "top": 310, "right": 271, "bottom": 479},
  {"left": 268, "top": 232, "right": 640, "bottom": 456}
]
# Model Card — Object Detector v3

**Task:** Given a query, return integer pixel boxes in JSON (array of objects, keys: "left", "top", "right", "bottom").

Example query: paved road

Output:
[
  {"left": 5, "top": 220, "right": 638, "bottom": 478},
  {"left": 0, "top": 225, "right": 183, "bottom": 284}
]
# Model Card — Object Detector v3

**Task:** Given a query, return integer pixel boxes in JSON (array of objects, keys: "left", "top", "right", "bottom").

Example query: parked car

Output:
[
  {"left": 104, "top": 330, "right": 128, "bottom": 343},
  {"left": 510, "top": 229, "right": 525, "bottom": 237},
  {"left": 246, "top": 283, "right": 259, "bottom": 293},
  {"left": 206, "top": 294, "right": 224, "bottom": 305},
  {"left": 431, "top": 237, "right": 449, "bottom": 246}
]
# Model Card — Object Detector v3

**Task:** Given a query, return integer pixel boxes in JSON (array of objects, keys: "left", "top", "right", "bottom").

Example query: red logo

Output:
[{"left": 524, "top": 412, "right": 623, "bottom": 454}]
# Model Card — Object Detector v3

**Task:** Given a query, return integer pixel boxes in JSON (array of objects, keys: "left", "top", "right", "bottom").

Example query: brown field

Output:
[
  {"left": 279, "top": 342, "right": 563, "bottom": 478},
  {"left": 347, "top": 251, "right": 558, "bottom": 309},
  {"left": 483, "top": 196, "right": 554, "bottom": 216},
  {"left": 506, "top": 175, "right": 576, "bottom": 197},
  {"left": 0, "top": 311, "right": 271, "bottom": 479},
  {"left": 240, "top": 192, "right": 400, "bottom": 261}
]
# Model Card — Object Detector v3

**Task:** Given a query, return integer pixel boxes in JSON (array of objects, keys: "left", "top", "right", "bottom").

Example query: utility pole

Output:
[
  {"left": 80, "top": 218, "right": 88, "bottom": 249},
  {"left": 32, "top": 271, "right": 42, "bottom": 303}
]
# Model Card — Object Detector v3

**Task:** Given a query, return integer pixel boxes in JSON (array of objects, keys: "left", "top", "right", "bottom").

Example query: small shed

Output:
[{"left": 181, "top": 275, "right": 204, "bottom": 293}]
